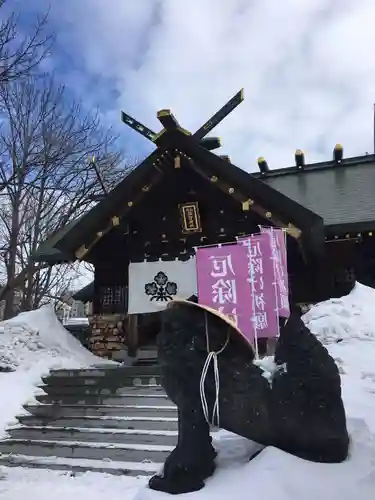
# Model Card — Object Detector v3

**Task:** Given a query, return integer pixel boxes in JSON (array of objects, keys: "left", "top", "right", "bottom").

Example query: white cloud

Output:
[{"left": 44, "top": 0, "right": 375, "bottom": 170}]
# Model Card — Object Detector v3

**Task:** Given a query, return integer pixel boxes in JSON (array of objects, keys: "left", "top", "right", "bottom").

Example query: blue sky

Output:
[{"left": 10, "top": 0, "right": 375, "bottom": 170}]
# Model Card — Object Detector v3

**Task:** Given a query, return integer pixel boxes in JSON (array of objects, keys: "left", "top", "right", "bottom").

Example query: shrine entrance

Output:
[{"left": 128, "top": 312, "right": 161, "bottom": 364}]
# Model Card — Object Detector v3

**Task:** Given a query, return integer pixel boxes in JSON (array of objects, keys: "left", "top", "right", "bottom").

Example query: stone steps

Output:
[
  {"left": 7, "top": 426, "right": 178, "bottom": 446},
  {"left": 41, "top": 366, "right": 162, "bottom": 389},
  {"left": 134, "top": 359, "right": 158, "bottom": 367},
  {"left": 23, "top": 403, "right": 177, "bottom": 418},
  {"left": 35, "top": 394, "right": 172, "bottom": 407},
  {"left": 0, "top": 454, "right": 162, "bottom": 476},
  {"left": 41, "top": 375, "right": 161, "bottom": 387},
  {"left": 0, "top": 439, "right": 173, "bottom": 463},
  {"left": 48, "top": 365, "right": 161, "bottom": 377},
  {"left": 0, "top": 365, "right": 181, "bottom": 475},
  {"left": 16, "top": 415, "right": 178, "bottom": 431},
  {"left": 38, "top": 384, "right": 164, "bottom": 396}
]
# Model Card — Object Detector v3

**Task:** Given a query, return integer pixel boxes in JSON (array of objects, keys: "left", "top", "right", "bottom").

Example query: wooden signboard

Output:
[{"left": 179, "top": 202, "right": 202, "bottom": 234}]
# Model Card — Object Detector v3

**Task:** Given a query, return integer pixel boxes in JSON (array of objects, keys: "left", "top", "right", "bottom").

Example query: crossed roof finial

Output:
[{"left": 121, "top": 89, "right": 244, "bottom": 151}]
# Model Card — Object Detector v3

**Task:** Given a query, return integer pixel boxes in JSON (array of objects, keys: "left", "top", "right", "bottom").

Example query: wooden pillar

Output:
[
  {"left": 127, "top": 314, "right": 139, "bottom": 358},
  {"left": 303, "top": 226, "right": 329, "bottom": 302}
]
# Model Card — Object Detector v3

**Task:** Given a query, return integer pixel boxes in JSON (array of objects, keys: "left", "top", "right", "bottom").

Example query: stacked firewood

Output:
[{"left": 89, "top": 315, "right": 127, "bottom": 360}]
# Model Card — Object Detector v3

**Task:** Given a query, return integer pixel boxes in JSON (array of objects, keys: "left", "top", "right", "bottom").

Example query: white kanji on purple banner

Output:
[
  {"left": 260, "top": 227, "right": 290, "bottom": 317},
  {"left": 196, "top": 244, "right": 254, "bottom": 344},
  {"left": 239, "top": 233, "right": 279, "bottom": 339}
]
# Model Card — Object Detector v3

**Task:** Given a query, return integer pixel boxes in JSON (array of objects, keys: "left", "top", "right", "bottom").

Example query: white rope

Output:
[{"left": 199, "top": 312, "right": 229, "bottom": 428}]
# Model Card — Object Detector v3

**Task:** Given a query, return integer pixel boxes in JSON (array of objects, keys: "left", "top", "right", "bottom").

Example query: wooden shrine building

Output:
[{"left": 35, "top": 90, "right": 375, "bottom": 360}]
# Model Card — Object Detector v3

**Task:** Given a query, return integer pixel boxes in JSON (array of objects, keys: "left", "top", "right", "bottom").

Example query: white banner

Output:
[{"left": 128, "top": 258, "right": 197, "bottom": 314}]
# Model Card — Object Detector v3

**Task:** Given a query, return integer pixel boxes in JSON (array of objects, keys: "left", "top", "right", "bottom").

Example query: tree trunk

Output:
[{"left": 3, "top": 195, "right": 21, "bottom": 319}]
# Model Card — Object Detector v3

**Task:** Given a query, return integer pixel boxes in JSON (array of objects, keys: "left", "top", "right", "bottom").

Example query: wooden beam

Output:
[
  {"left": 157, "top": 109, "right": 180, "bottom": 130},
  {"left": 286, "top": 223, "right": 302, "bottom": 239},
  {"left": 199, "top": 137, "right": 221, "bottom": 151},
  {"left": 193, "top": 89, "right": 244, "bottom": 140},
  {"left": 126, "top": 314, "right": 139, "bottom": 357},
  {"left": 121, "top": 111, "right": 156, "bottom": 142},
  {"left": 219, "top": 155, "right": 231, "bottom": 162},
  {"left": 75, "top": 245, "right": 88, "bottom": 260},
  {"left": 151, "top": 128, "right": 167, "bottom": 143},
  {"left": 74, "top": 214, "right": 123, "bottom": 261}
]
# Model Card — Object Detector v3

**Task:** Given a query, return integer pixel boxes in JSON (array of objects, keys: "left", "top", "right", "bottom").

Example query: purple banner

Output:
[
  {"left": 260, "top": 227, "right": 290, "bottom": 317},
  {"left": 238, "top": 234, "right": 279, "bottom": 339},
  {"left": 196, "top": 244, "right": 254, "bottom": 344}
]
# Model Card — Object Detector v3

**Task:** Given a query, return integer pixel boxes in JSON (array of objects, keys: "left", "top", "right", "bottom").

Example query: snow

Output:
[
  {"left": 303, "top": 282, "right": 375, "bottom": 433},
  {"left": 64, "top": 317, "right": 90, "bottom": 325},
  {"left": 0, "top": 304, "right": 115, "bottom": 436},
  {"left": 1, "top": 284, "right": 375, "bottom": 498},
  {"left": 253, "top": 355, "right": 286, "bottom": 385},
  {"left": 58, "top": 416, "right": 178, "bottom": 422},
  {"left": 0, "top": 468, "right": 145, "bottom": 500}
]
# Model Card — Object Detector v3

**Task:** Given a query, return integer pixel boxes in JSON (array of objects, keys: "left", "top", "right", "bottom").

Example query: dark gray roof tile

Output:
[{"left": 262, "top": 161, "right": 375, "bottom": 226}]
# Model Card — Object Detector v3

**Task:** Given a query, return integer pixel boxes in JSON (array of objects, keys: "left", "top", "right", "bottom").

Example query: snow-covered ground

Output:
[{"left": 1, "top": 284, "right": 375, "bottom": 499}]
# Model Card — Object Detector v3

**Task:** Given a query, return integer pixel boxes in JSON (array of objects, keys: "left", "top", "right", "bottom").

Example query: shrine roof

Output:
[
  {"left": 34, "top": 128, "right": 326, "bottom": 264},
  {"left": 255, "top": 154, "right": 375, "bottom": 232},
  {"left": 32, "top": 149, "right": 159, "bottom": 263},
  {"left": 72, "top": 281, "right": 94, "bottom": 303},
  {"left": 33, "top": 217, "right": 84, "bottom": 264}
]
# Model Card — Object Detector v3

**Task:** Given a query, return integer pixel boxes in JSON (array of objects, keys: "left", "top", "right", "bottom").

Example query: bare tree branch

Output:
[
  {"left": 0, "top": 1, "right": 53, "bottom": 85},
  {"left": 0, "top": 73, "right": 131, "bottom": 318}
]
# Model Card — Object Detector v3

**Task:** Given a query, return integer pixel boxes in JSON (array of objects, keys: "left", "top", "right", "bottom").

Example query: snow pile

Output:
[
  {"left": 0, "top": 304, "right": 115, "bottom": 436},
  {"left": 303, "top": 282, "right": 375, "bottom": 344},
  {"left": 304, "top": 282, "right": 375, "bottom": 435},
  {"left": 136, "top": 423, "right": 375, "bottom": 500},
  {"left": 0, "top": 304, "right": 108, "bottom": 372}
]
